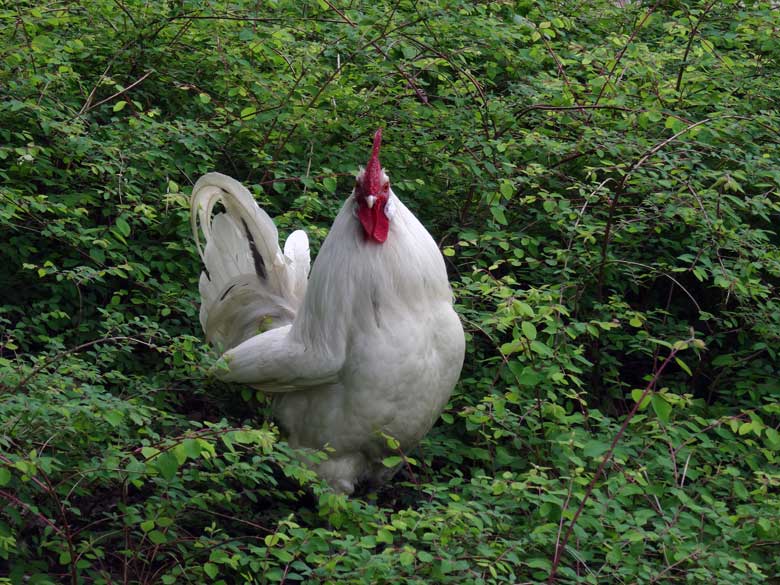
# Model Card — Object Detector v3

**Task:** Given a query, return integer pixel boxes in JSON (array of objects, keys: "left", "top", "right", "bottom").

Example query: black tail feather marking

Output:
[
  {"left": 219, "top": 283, "right": 238, "bottom": 301},
  {"left": 241, "top": 218, "right": 267, "bottom": 281}
]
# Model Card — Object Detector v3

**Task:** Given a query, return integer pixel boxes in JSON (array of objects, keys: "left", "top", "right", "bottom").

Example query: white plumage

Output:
[{"left": 191, "top": 130, "right": 465, "bottom": 493}]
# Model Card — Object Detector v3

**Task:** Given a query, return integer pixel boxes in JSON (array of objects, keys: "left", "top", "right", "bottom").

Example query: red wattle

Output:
[{"left": 358, "top": 201, "right": 389, "bottom": 243}]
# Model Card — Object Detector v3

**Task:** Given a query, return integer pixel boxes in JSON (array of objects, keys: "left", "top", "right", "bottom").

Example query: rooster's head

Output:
[{"left": 354, "top": 128, "right": 393, "bottom": 244}]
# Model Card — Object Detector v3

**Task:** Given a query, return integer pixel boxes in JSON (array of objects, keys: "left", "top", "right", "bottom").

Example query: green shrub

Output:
[{"left": 1, "top": 0, "right": 779, "bottom": 583}]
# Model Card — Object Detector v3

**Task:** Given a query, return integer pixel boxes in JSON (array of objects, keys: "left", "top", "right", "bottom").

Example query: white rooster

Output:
[{"left": 190, "top": 129, "right": 465, "bottom": 493}]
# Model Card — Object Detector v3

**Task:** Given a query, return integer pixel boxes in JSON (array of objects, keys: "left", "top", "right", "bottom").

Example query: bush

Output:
[{"left": 1, "top": 0, "right": 779, "bottom": 583}]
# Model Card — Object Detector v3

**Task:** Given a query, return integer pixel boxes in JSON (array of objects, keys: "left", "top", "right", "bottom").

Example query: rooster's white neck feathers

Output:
[{"left": 292, "top": 187, "right": 452, "bottom": 354}]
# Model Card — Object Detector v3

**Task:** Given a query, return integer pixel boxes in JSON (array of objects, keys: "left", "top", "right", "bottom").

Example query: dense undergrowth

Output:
[{"left": 1, "top": 1, "right": 780, "bottom": 583}]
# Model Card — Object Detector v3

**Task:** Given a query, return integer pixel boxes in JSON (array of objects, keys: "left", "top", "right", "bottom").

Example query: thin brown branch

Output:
[
  {"left": 15, "top": 336, "right": 158, "bottom": 390},
  {"left": 540, "top": 36, "right": 586, "bottom": 116},
  {"left": 322, "top": 0, "right": 429, "bottom": 105},
  {"left": 548, "top": 340, "right": 692, "bottom": 583},
  {"left": 80, "top": 70, "right": 154, "bottom": 115},
  {"left": 0, "top": 490, "right": 65, "bottom": 537},
  {"left": 675, "top": 0, "right": 718, "bottom": 97},
  {"left": 519, "top": 104, "right": 637, "bottom": 116},
  {"left": 592, "top": 1, "right": 661, "bottom": 109},
  {"left": 595, "top": 115, "right": 738, "bottom": 301}
]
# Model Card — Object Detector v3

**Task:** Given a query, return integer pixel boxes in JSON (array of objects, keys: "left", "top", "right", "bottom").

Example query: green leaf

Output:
[
  {"left": 651, "top": 394, "right": 672, "bottom": 423},
  {"left": 382, "top": 456, "right": 403, "bottom": 468},
  {"left": 115, "top": 216, "right": 131, "bottom": 237},
  {"left": 665, "top": 116, "right": 684, "bottom": 133},
  {"left": 490, "top": 205, "right": 507, "bottom": 225},
  {"left": 240, "top": 106, "right": 256, "bottom": 119},
  {"left": 675, "top": 357, "right": 692, "bottom": 376},
  {"left": 172, "top": 443, "right": 188, "bottom": 464},
  {"left": 182, "top": 439, "right": 201, "bottom": 459},
  {"left": 31, "top": 35, "right": 54, "bottom": 52},
  {"left": 500, "top": 340, "right": 521, "bottom": 355},
  {"left": 527, "top": 558, "right": 552, "bottom": 570},
  {"left": 2, "top": 5, "right": 779, "bottom": 581},
  {"left": 530, "top": 340, "right": 553, "bottom": 357},
  {"left": 377, "top": 528, "right": 394, "bottom": 544},
  {"left": 203, "top": 563, "right": 218, "bottom": 579},
  {"left": 417, "top": 550, "right": 434, "bottom": 563},
  {"left": 148, "top": 530, "right": 167, "bottom": 545},
  {"left": 156, "top": 451, "right": 179, "bottom": 481},
  {"left": 89, "top": 247, "right": 105, "bottom": 263},
  {"left": 582, "top": 440, "right": 609, "bottom": 458},
  {"left": 383, "top": 434, "right": 400, "bottom": 450},
  {"left": 499, "top": 180, "right": 514, "bottom": 199},
  {"left": 104, "top": 410, "right": 124, "bottom": 427},
  {"left": 765, "top": 428, "right": 780, "bottom": 449},
  {"left": 630, "top": 389, "right": 651, "bottom": 410},
  {"left": 513, "top": 364, "right": 542, "bottom": 387}
]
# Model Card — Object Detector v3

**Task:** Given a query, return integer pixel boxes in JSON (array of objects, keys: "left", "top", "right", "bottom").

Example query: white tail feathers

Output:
[{"left": 191, "top": 173, "right": 310, "bottom": 351}]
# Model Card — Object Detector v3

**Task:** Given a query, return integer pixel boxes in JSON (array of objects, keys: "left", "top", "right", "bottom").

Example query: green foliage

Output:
[{"left": 1, "top": 0, "right": 779, "bottom": 583}]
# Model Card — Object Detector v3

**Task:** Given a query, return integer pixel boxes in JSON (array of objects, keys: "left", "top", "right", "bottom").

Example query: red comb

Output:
[{"left": 365, "top": 128, "right": 383, "bottom": 196}]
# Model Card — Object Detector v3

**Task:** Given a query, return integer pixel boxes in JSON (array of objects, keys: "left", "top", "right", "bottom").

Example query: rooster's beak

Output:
[{"left": 366, "top": 195, "right": 377, "bottom": 209}]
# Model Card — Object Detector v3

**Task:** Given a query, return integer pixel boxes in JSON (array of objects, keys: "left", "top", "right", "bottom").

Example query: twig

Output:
[
  {"left": 675, "top": 0, "right": 718, "bottom": 98},
  {"left": 558, "top": 178, "right": 613, "bottom": 307},
  {"left": 322, "top": 0, "right": 429, "bottom": 105},
  {"left": 539, "top": 36, "right": 586, "bottom": 116},
  {"left": 519, "top": 104, "right": 637, "bottom": 116},
  {"left": 591, "top": 1, "right": 661, "bottom": 110},
  {"left": 649, "top": 547, "right": 702, "bottom": 583},
  {"left": 552, "top": 480, "right": 575, "bottom": 567},
  {"left": 680, "top": 452, "right": 692, "bottom": 488},
  {"left": 621, "top": 117, "right": 718, "bottom": 188},
  {"left": 80, "top": 70, "right": 154, "bottom": 115},
  {"left": 595, "top": 115, "right": 736, "bottom": 301},
  {"left": 15, "top": 336, "right": 157, "bottom": 390},
  {"left": 14, "top": 6, "right": 37, "bottom": 75},
  {"left": 0, "top": 490, "right": 65, "bottom": 537},
  {"left": 548, "top": 339, "right": 692, "bottom": 583},
  {"left": 112, "top": 0, "right": 137, "bottom": 27},
  {"left": 610, "top": 259, "right": 702, "bottom": 313}
]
